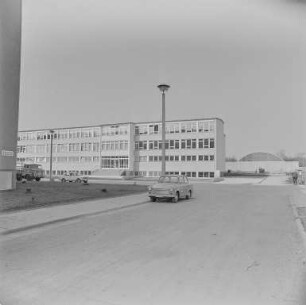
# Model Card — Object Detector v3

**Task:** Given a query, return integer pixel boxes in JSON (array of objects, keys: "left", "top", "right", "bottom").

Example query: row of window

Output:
[
  {"left": 135, "top": 121, "right": 215, "bottom": 135},
  {"left": 135, "top": 155, "right": 215, "bottom": 162},
  {"left": 100, "top": 156, "right": 129, "bottom": 169},
  {"left": 18, "top": 120, "right": 216, "bottom": 142},
  {"left": 17, "top": 138, "right": 214, "bottom": 154},
  {"left": 135, "top": 138, "right": 215, "bottom": 150},
  {"left": 101, "top": 125, "right": 129, "bottom": 136},
  {"left": 134, "top": 171, "right": 215, "bottom": 178},
  {"left": 18, "top": 128, "right": 101, "bottom": 141},
  {"left": 17, "top": 153, "right": 215, "bottom": 164},
  {"left": 45, "top": 170, "right": 92, "bottom": 176},
  {"left": 17, "top": 141, "right": 129, "bottom": 154},
  {"left": 43, "top": 170, "right": 214, "bottom": 178}
]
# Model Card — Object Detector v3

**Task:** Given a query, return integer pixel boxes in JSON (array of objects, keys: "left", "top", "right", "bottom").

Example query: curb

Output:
[
  {"left": 1, "top": 200, "right": 149, "bottom": 236},
  {"left": 289, "top": 195, "right": 306, "bottom": 251}
]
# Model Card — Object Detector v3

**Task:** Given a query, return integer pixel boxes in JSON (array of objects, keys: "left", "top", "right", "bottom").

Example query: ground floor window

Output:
[
  {"left": 101, "top": 156, "right": 129, "bottom": 169},
  {"left": 198, "top": 172, "right": 215, "bottom": 178},
  {"left": 181, "top": 171, "right": 196, "bottom": 178}
]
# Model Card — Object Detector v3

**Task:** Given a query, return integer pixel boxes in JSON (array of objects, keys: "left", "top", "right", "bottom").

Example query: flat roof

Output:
[{"left": 18, "top": 117, "right": 224, "bottom": 133}]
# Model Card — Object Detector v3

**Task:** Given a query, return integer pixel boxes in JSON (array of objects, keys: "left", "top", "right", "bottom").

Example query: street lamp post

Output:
[
  {"left": 49, "top": 129, "right": 54, "bottom": 181},
  {"left": 157, "top": 84, "right": 170, "bottom": 176}
]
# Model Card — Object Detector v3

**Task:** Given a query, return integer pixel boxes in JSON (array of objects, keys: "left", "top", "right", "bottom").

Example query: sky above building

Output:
[{"left": 19, "top": 0, "right": 306, "bottom": 158}]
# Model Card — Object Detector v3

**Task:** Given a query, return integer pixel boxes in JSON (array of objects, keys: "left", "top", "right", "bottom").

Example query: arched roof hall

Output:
[{"left": 240, "top": 152, "right": 284, "bottom": 162}]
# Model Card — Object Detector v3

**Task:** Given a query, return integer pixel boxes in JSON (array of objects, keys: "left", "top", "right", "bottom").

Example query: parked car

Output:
[
  {"left": 58, "top": 173, "right": 88, "bottom": 183},
  {"left": 16, "top": 163, "right": 44, "bottom": 181},
  {"left": 148, "top": 175, "right": 193, "bottom": 203}
]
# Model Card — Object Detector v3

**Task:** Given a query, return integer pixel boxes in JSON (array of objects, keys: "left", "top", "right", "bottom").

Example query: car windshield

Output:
[{"left": 158, "top": 176, "right": 179, "bottom": 183}]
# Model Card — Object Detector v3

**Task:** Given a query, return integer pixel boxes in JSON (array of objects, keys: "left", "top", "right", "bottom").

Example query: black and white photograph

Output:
[{"left": 0, "top": 0, "right": 306, "bottom": 304}]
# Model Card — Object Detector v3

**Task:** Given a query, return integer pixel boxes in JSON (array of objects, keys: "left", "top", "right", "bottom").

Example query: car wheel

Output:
[
  {"left": 150, "top": 196, "right": 156, "bottom": 202},
  {"left": 75, "top": 178, "right": 81, "bottom": 183},
  {"left": 61, "top": 178, "right": 66, "bottom": 183},
  {"left": 172, "top": 192, "right": 179, "bottom": 203},
  {"left": 186, "top": 190, "right": 192, "bottom": 199},
  {"left": 35, "top": 177, "right": 41, "bottom": 182}
]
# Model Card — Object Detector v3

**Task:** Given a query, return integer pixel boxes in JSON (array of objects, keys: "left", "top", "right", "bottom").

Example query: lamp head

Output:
[{"left": 157, "top": 84, "right": 170, "bottom": 92}]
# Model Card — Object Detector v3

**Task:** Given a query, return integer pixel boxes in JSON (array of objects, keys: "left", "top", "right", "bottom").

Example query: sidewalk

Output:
[
  {"left": 290, "top": 185, "right": 306, "bottom": 250},
  {"left": 0, "top": 193, "right": 148, "bottom": 236}
]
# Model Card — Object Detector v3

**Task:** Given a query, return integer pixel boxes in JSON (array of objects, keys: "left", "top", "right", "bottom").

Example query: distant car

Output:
[
  {"left": 148, "top": 175, "right": 193, "bottom": 203},
  {"left": 59, "top": 173, "right": 88, "bottom": 183}
]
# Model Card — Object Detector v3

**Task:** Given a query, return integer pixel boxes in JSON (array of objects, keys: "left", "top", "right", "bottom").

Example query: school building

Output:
[{"left": 16, "top": 117, "right": 226, "bottom": 179}]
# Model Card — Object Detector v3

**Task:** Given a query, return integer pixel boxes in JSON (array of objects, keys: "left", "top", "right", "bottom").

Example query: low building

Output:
[
  {"left": 226, "top": 152, "right": 298, "bottom": 174},
  {"left": 17, "top": 117, "right": 226, "bottom": 179}
]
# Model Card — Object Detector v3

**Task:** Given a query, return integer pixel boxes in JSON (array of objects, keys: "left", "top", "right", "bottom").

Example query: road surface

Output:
[{"left": 1, "top": 183, "right": 305, "bottom": 305}]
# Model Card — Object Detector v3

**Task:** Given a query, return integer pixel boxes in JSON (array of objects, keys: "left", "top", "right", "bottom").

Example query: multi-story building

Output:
[{"left": 17, "top": 118, "right": 225, "bottom": 179}]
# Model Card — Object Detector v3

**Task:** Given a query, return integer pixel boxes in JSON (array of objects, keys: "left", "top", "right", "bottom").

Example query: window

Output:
[
  {"left": 80, "top": 156, "right": 92, "bottom": 162},
  {"left": 81, "top": 143, "right": 91, "bottom": 152},
  {"left": 175, "top": 140, "right": 180, "bottom": 149},
  {"left": 181, "top": 140, "right": 186, "bottom": 149},
  {"left": 81, "top": 128, "right": 92, "bottom": 138},
  {"left": 69, "top": 143, "right": 80, "bottom": 152},
  {"left": 17, "top": 146, "right": 26, "bottom": 153},
  {"left": 138, "top": 141, "right": 147, "bottom": 150},
  {"left": 209, "top": 122, "right": 215, "bottom": 132},
  {"left": 210, "top": 138, "right": 215, "bottom": 148},
  {"left": 101, "top": 156, "right": 129, "bottom": 168},
  {"left": 69, "top": 129, "right": 80, "bottom": 139},
  {"left": 139, "top": 156, "right": 147, "bottom": 162},
  {"left": 57, "top": 144, "right": 68, "bottom": 153},
  {"left": 210, "top": 155, "right": 215, "bottom": 161},
  {"left": 199, "top": 155, "right": 203, "bottom": 161},
  {"left": 192, "top": 139, "right": 197, "bottom": 149},
  {"left": 192, "top": 155, "right": 197, "bottom": 161},
  {"left": 58, "top": 130, "right": 68, "bottom": 139},
  {"left": 57, "top": 157, "right": 68, "bottom": 163},
  {"left": 181, "top": 156, "right": 186, "bottom": 161},
  {"left": 68, "top": 156, "right": 79, "bottom": 162},
  {"left": 93, "top": 128, "right": 100, "bottom": 137},
  {"left": 187, "top": 155, "right": 191, "bottom": 161},
  {"left": 204, "top": 138, "right": 209, "bottom": 148},
  {"left": 154, "top": 141, "right": 159, "bottom": 150},
  {"left": 92, "top": 142, "right": 99, "bottom": 152},
  {"left": 36, "top": 157, "right": 46, "bottom": 163},
  {"left": 210, "top": 172, "right": 215, "bottom": 178},
  {"left": 138, "top": 125, "right": 148, "bottom": 135},
  {"left": 149, "top": 141, "right": 154, "bottom": 150},
  {"left": 169, "top": 140, "right": 175, "bottom": 149},
  {"left": 199, "top": 139, "right": 204, "bottom": 149},
  {"left": 36, "top": 145, "right": 46, "bottom": 153},
  {"left": 186, "top": 139, "right": 191, "bottom": 149}
]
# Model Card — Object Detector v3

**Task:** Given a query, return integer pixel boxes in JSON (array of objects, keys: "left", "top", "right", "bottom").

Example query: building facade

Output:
[{"left": 17, "top": 118, "right": 225, "bottom": 179}]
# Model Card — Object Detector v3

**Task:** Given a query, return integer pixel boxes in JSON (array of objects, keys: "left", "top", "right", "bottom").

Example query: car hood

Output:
[{"left": 151, "top": 183, "right": 177, "bottom": 189}]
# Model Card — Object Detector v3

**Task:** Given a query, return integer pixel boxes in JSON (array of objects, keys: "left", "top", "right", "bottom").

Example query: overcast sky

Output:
[{"left": 19, "top": 0, "right": 306, "bottom": 158}]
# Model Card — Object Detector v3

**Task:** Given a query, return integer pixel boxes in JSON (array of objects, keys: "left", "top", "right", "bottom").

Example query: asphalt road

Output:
[{"left": 1, "top": 183, "right": 305, "bottom": 305}]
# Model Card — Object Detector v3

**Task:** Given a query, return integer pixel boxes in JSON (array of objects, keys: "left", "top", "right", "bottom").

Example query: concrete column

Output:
[{"left": 0, "top": 0, "right": 22, "bottom": 190}]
